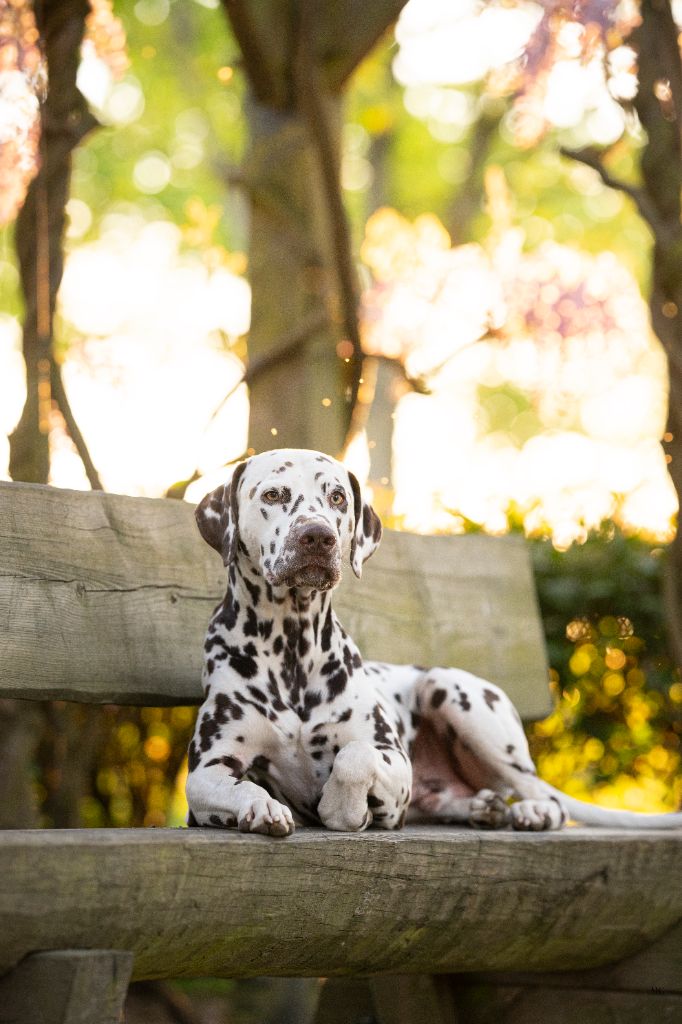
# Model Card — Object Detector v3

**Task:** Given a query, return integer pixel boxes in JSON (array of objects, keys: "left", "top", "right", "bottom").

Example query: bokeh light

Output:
[
  {"left": 359, "top": 204, "right": 675, "bottom": 545},
  {"left": 0, "top": 0, "right": 44, "bottom": 225},
  {"left": 1, "top": 211, "right": 249, "bottom": 495}
]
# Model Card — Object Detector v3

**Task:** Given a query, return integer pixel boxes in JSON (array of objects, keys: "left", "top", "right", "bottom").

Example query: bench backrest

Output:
[{"left": 0, "top": 481, "right": 550, "bottom": 718}]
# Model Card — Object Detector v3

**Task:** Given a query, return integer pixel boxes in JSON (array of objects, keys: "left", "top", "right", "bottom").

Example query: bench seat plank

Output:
[
  {"left": 0, "top": 826, "right": 679, "bottom": 982},
  {"left": 0, "top": 482, "right": 549, "bottom": 714}
]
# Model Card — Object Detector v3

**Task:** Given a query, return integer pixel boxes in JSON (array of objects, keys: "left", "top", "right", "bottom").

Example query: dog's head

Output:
[{"left": 195, "top": 449, "right": 382, "bottom": 590}]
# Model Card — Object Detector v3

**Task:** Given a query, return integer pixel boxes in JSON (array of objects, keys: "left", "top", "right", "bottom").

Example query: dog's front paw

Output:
[
  {"left": 469, "top": 789, "right": 511, "bottom": 830},
  {"left": 510, "top": 798, "right": 562, "bottom": 832},
  {"left": 238, "top": 797, "right": 295, "bottom": 837},
  {"left": 317, "top": 777, "right": 372, "bottom": 832},
  {"left": 317, "top": 787, "right": 371, "bottom": 832}
]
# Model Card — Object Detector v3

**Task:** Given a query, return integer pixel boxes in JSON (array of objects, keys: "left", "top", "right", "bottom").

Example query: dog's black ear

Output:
[
  {"left": 195, "top": 461, "right": 247, "bottom": 566},
  {"left": 348, "top": 471, "right": 382, "bottom": 579}
]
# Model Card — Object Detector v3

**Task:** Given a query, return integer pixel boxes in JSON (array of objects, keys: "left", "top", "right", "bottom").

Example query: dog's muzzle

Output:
[{"left": 271, "top": 521, "right": 341, "bottom": 590}]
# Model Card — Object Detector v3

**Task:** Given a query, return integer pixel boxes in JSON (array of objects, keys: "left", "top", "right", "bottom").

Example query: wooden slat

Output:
[
  {"left": 0, "top": 826, "right": 680, "bottom": 981},
  {"left": 0, "top": 482, "right": 221, "bottom": 705},
  {"left": 0, "top": 482, "right": 549, "bottom": 714},
  {"left": 371, "top": 975, "right": 458, "bottom": 1024},
  {"left": 0, "top": 950, "right": 133, "bottom": 1024},
  {"left": 335, "top": 530, "right": 549, "bottom": 718},
  {"left": 451, "top": 983, "right": 682, "bottom": 1024},
  {"left": 466, "top": 917, "right": 682, "bottom": 994}
]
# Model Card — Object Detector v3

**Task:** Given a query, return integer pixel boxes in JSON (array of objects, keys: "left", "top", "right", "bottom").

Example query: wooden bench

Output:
[{"left": 1, "top": 480, "right": 681, "bottom": 1023}]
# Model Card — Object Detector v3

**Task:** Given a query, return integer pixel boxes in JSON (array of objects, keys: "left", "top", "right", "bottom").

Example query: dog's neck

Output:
[
  {"left": 207, "top": 555, "right": 360, "bottom": 714},
  {"left": 228, "top": 554, "right": 334, "bottom": 629}
]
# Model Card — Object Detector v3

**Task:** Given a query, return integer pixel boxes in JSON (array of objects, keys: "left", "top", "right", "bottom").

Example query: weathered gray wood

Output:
[
  {"left": 371, "top": 975, "right": 458, "bottom": 1024},
  {"left": 468, "top": 917, "right": 682, "bottom": 994},
  {"left": 0, "top": 482, "right": 549, "bottom": 715},
  {"left": 0, "top": 482, "right": 219, "bottom": 705},
  {"left": 0, "top": 949, "right": 133, "bottom": 1024},
  {"left": 314, "top": 979, "right": 375, "bottom": 1024},
  {"left": 335, "top": 530, "right": 549, "bottom": 718},
  {"left": 0, "top": 826, "right": 680, "bottom": 982},
  {"left": 451, "top": 983, "right": 682, "bottom": 1023},
  {"left": 315, "top": 975, "right": 458, "bottom": 1024}
]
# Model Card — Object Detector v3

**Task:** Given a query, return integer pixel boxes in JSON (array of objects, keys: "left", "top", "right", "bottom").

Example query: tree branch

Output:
[
  {"left": 320, "top": 0, "right": 408, "bottom": 91},
  {"left": 210, "top": 309, "right": 328, "bottom": 428},
  {"left": 220, "top": 0, "right": 279, "bottom": 103},
  {"left": 559, "top": 145, "right": 670, "bottom": 241},
  {"left": 50, "top": 361, "right": 103, "bottom": 490}
]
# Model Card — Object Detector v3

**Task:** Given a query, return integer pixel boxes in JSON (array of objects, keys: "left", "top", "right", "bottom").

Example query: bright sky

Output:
[
  {"left": 357, "top": 205, "right": 674, "bottom": 545},
  {"left": 0, "top": 214, "right": 249, "bottom": 497},
  {"left": 395, "top": 0, "right": 542, "bottom": 86},
  {"left": 394, "top": 0, "right": 638, "bottom": 146},
  {"left": 0, "top": 0, "right": 676, "bottom": 546}
]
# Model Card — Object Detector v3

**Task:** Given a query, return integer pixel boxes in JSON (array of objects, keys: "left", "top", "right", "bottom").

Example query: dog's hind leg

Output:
[
  {"left": 415, "top": 668, "right": 566, "bottom": 831},
  {"left": 407, "top": 788, "right": 511, "bottom": 828},
  {"left": 408, "top": 716, "right": 512, "bottom": 828}
]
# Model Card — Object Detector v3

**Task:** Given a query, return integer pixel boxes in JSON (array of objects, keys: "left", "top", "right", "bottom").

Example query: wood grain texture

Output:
[
  {"left": 0, "top": 826, "right": 680, "bottom": 982},
  {"left": 0, "top": 481, "right": 220, "bottom": 705},
  {"left": 335, "top": 530, "right": 549, "bottom": 718},
  {"left": 0, "top": 482, "right": 549, "bottom": 715},
  {"left": 468, "top": 917, "right": 682, "bottom": 994},
  {"left": 0, "top": 949, "right": 133, "bottom": 1024}
]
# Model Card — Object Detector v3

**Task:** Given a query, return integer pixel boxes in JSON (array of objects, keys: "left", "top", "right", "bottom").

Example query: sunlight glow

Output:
[
  {"left": 360, "top": 206, "right": 675, "bottom": 545},
  {"left": 0, "top": 0, "right": 44, "bottom": 225},
  {"left": 1, "top": 214, "right": 249, "bottom": 496},
  {"left": 395, "top": 0, "right": 632, "bottom": 146},
  {"left": 2, "top": 196, "right": 674, "bottom": 548},
  {"left": 395, "top": 0, "right": 541, "bottom": 87}
]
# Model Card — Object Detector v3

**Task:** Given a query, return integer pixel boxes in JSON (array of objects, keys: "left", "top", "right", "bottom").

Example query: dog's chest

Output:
[
  {"left": 258, "top": 712, "right": 343, "bottom": 808},
  {"left": 255, "top": 683, "right": 383, "bottom": 803}
]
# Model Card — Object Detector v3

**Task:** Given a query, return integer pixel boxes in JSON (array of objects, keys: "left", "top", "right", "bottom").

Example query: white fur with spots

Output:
[{"left": 186, "top": 449, "right": 682, "bottom": 835}]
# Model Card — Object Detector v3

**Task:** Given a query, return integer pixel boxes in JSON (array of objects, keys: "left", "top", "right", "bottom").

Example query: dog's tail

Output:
[{"left": 541, "top": 780, "right": 682, "bottom": 829}]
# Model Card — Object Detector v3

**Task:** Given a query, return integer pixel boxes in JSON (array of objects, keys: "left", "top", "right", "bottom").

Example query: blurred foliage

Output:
[
  {"left": 344, "top": 41, "right": 651, "bottom": 286},
  {"left": 72, "top": 0, "right": 245, "bottom": 240},
  {"left": 0, "top": 0, "right": 44, "bottom": 225},
  {"left": 0, "top": 0, "right": 246, "bottom": 322},
  {"left": 0, "top": 1, "right": 653, "bottom": 319},
  {"left": 36, "top": 703, "right": 195, "bottom": 828},
  {"left": 529, "top": 526, "right": 682, "bottom": 813}
]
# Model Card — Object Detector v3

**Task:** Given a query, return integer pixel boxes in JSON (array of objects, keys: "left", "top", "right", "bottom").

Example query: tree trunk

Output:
[
  {"left": 630, "top": 0, "right": 682, "bottom": 669},
  {"left": 10, "top": 0, "right": 96, "bottom": 484},
  {"left": 243, "top": 96, "right": 350, "bottom": 453},
  {"left": 222, "top": 0, "right": 407, "bottom": 454},
  {"left": 3, "top": 0, "right": 97, "bottom": 830},
  {"left": 446, "top": 102, "right": 503, "bottom": 244}
]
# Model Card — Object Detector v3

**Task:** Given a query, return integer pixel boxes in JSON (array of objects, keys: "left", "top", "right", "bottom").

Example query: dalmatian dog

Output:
[{"left": 186, "top": 448, "right": 682, "bottom": 836}]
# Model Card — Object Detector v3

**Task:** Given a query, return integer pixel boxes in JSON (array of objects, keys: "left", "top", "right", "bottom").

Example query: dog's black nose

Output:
[{"left": 299, "top": 523, "right": 337, "bottom": 553}]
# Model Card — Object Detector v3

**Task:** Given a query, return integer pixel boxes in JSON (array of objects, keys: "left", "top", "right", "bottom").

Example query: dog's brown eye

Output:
[
  {"left": 262, "top": 489, "right": 280, "bottom": 503},
  {"left": 329, "top": 489, "right": 346, "bottom": 507}
]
